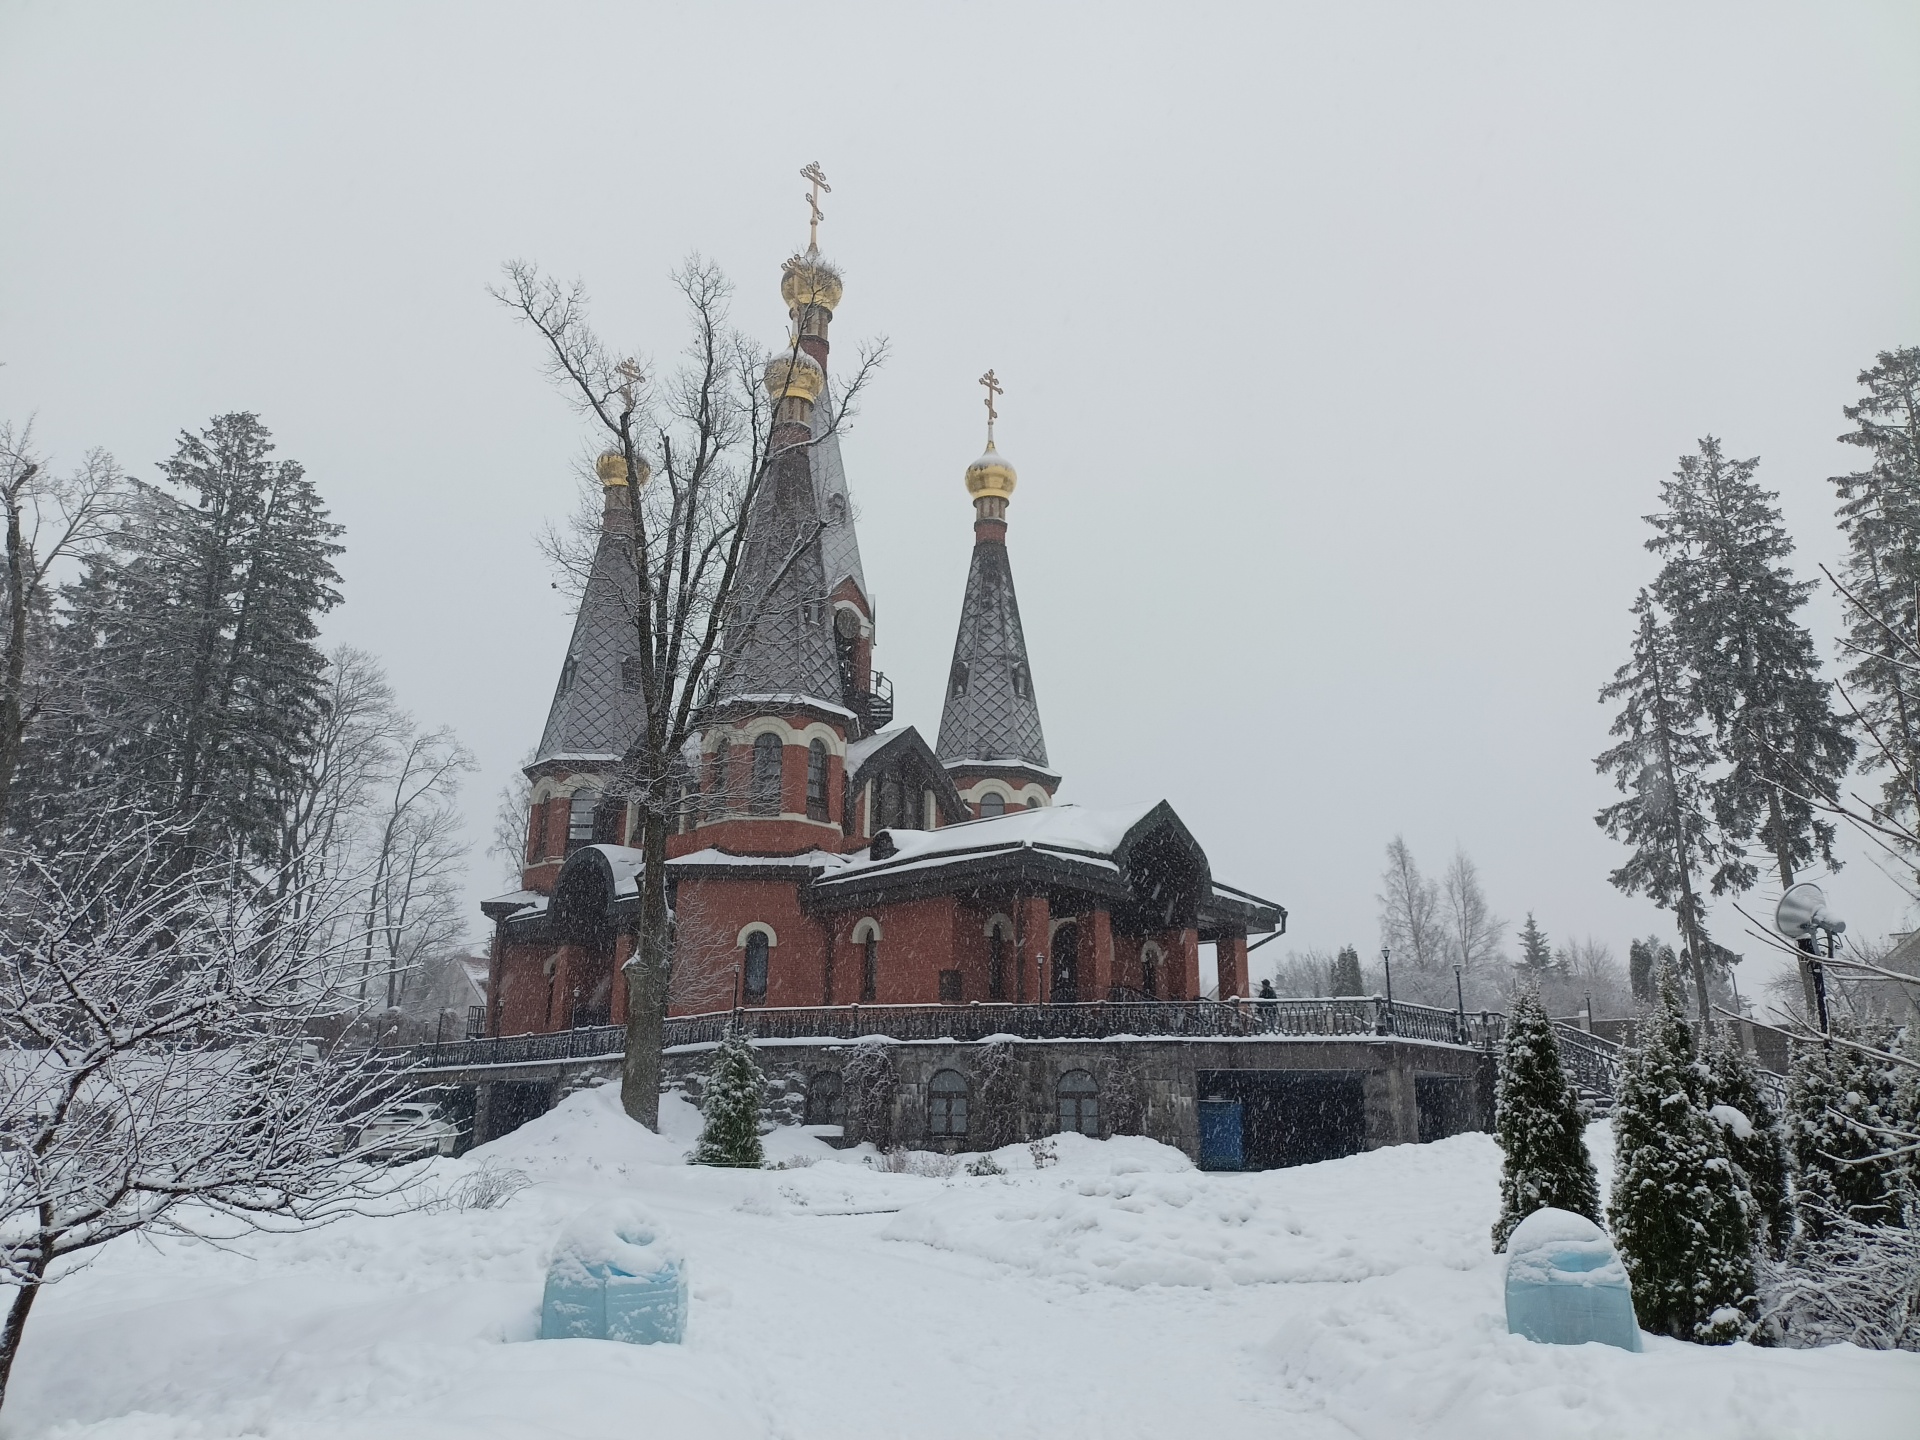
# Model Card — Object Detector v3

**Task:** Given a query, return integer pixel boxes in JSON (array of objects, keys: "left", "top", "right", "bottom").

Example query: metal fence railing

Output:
[
  {"left": 411, "top": 996, "right": 1512, "bottom": 1072},
  {"left": 406, "top": 1000, "right": 1802, "bottom": 1115}
]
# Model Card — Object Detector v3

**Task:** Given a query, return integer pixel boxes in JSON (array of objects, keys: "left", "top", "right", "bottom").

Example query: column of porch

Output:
[{"left": 1216, "top": 930, "right": 1249, "bottom": 1001}]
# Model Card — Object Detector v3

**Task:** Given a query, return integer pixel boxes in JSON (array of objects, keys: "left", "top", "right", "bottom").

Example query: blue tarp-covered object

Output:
[
  {"left": 1503, "top": 1207, "right": 1641, "bottom": 1352},
  {"left": 540, "top": 1201, "right": 688, "bottom": 1345}
]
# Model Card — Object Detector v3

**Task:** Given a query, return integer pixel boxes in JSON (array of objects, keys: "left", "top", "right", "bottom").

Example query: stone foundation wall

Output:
[{"left": 660, "top": 1035, "right": 1494, "bottom": 1163}]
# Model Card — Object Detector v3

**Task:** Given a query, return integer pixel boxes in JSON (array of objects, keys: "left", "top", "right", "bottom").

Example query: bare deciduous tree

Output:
[
  {"left": 495, "top": 256, "right": 884, "bottom": 1128},
  {"left": 0, "top": 422, "right": 124, "bottom": 832},
  {"left": 1378, "top": 834, "right": 1445, "bottom": 975},
  {"left": 0, "top": 813, "right": 402, "bottom": 1413},
  {"left": 1440, "top": 848, "right": 1506, "bottom": 977}
]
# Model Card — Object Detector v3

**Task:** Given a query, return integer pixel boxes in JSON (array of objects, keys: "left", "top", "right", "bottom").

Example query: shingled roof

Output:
[
  {"left": 709, "top": 432, "right": 843, "bottom": 711},
  {"left": 533, "top": 502, "right": 642, "bottom": 766},
  {"left": 936, "top": 523, "right": 1048, "bottom": 768}
]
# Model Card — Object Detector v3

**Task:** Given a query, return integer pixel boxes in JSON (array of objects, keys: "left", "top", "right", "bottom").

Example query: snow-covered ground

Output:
[{"left": 12, "top": 1087, "right": 1916, "bottom": 1439}]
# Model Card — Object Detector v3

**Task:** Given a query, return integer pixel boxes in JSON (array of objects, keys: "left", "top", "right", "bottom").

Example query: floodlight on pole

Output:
[{"left": 1774, "top": 882, "right": 1842, "bottom": 1035}]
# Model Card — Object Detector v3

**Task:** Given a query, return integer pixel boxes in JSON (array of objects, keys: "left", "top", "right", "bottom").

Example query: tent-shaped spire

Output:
[
  {"left": 936, "top": 431, "right": 1049, "bottom": 769},
  {"left": 709, "top": 338, "right": 843, "bottom": 711},
  {"left": 534, "top": 457, "right": 644, "bottom": 765}
]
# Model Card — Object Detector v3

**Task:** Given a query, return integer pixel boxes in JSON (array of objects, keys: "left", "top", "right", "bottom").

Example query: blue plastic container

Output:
[
  {"left": 540, "top": 1202, "right": 687, "bottom": 1345},
  {"left": 1503, "top": 1207, "right": 1641, "bottom": 1352}
]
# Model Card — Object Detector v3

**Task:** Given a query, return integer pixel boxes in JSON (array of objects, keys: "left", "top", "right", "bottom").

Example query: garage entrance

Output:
[{"left": 1195, "top": 1069, "right": 1367, "bottom": 1170}]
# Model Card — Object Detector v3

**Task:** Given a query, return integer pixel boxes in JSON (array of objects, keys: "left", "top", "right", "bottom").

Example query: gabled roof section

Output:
[
  {"left": 534, "top": 518, "right": 642, "bottom": 766},
  {"left": 936, "top": 527, "right": 1048, "bottom": 769},
  {"left": 846, "top": 724, "right": 968, "bottom": 823},
  {"left": 809, "top": 800, "right": 1282, "bottom": 934}
]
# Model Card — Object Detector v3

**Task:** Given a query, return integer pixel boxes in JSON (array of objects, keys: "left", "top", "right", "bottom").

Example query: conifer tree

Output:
[
  {"left": 1515, "top": 914, "right": 1556, "bottom": 976},
  {"left": 1785, "top": 1020, "right": 1906, "bottom": 1241},
  {"left": 1491, "top": 988, "right": 1600, "bottom": 1250},
  {"left": 22, "top": 414, "right": 342, "bottom": 864},
  {"left": 1647, "top": 437, "right": 1854, "bottom": 1016},
  {"left": 691, "top": 1032, "right": 764, "bottom": 1167},
  {"left": 1700, "top": 1022, "right": 1793, "bottom": 1258},
  {"left": 1609, "top": 961, "right": 1756, "bottom": 1342},
  {"left": 1828, "top": 347, "right": 1920, "bottom": 834},
  {"left": 1596, "top": 591, "right": 1732, "bottom": 1018},
  {"left": 1627, "top": 935, "right": 1673, "bottom": 1004},
  {"left": 1331, "top": 945, "right": 1364, "bottom": 996}
]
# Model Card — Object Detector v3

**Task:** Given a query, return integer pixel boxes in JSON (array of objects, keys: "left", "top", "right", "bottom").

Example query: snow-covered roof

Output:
[
  {"left": 580, "top": 844, "right": 646, "bottom": 897},
  {"left": 666, "top": 848, "right": 850, "bottom": 873},
  {"left": 716, "top": 693, "right": 857, "bottom": 721},
  {"left": 817, "top": 802, "right": 1162, "bottom": 889},
  {"left": 846, "top": 727, "right": 906, "bottom": 776}
]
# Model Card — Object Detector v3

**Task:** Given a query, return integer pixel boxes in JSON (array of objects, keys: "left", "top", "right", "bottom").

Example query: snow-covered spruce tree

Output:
[
  {"left": 1595, "top": 589, "right": 1736, "bottom": 1019},
  {"left": 1828, "top": 346, "right": 1920, "bottom": 839},
  {"left": 1647, "top": 436, "right": 1854, "bottom": 1018},
  {"left": 691, "top": 1032, "right": 764, "bottom": 1168},
  {"left": 1609, "top": 961, "right": 1757, "bottom": 1342},
  {"left": 1700, "top": 1022, "right": 1793, "bottom": 1258},
  {"left": 1491, "top": 988, "right": 1601, "bottom": 1250},
  {"left": 1785, "top": 1020, "right": 1907, "bottom": 1241}
]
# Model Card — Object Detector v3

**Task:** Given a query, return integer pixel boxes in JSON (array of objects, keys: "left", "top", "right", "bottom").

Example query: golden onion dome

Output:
[
  {"left": 780, "top": 253, "right": 843, "bottom": 314},
  {"left": 763, "top": 345, "right": 826, "bottom": 404},
  {"left": 965, "top": 441, "right": 1017, "bottom": 503},
  {"left": 595, "top": 451, "right": 651, "bottom": 487}
]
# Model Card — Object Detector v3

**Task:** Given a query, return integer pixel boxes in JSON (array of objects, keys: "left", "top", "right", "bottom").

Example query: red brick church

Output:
[{"left": 480, "top": 229, "right": 1283, "bottom": 1040}]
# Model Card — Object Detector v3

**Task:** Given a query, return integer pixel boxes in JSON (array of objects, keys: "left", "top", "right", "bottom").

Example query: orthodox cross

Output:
[
  {"left": 978, "top": 368, "right": 1003, "bottom": 445},
  {"left": 801, "top": 161, "right": 831, "bottom": 250}
]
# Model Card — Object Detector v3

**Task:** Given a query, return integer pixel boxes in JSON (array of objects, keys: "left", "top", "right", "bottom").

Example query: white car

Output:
[{"left": 356, "top": 1102, "right": 457, "bottom": 1163}]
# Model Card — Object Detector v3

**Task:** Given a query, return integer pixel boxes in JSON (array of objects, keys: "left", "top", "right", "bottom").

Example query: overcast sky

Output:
[{"left": 4, "top": 3, "right": 1918, "bottom": 1000}]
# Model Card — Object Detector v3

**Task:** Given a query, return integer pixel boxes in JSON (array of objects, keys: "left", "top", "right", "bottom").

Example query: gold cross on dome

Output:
[
  {"left": 978, "top": 369, "right": 1003, "bottom": 444},
  {"left": 801, "top": 161, "right": 831, "bottom": 250}
]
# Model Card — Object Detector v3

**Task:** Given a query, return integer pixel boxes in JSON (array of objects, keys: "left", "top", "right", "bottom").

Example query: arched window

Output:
[
  {"left": 743, "top": 929, "right": 771, "bottom": 1006},
  {"left": 1141, "top": 943, "right": 1163, "bottom": 999},
  {"left": 708, "top": 745, "right": 730, "bottom": 819},
  {"left": 978, "top": 792, "right": 1006, "bottom": 818},
  {"left": 878, "top": 773, "right": 903, "bottom": 831},
  {"left": 751, "top": 732, "right": 783, "bottom": 815},
  {"left": 805, "top": 1071, "right": 844, "bottom": 1126},
  {"left": 806, "top": 740, "right": 829, "bottom": 821},
  {"left": 922, "top": 788, "right": 936, "bottom": 830},
  {"left": 987, "top": 923, "right": 1008, "bottom": 1000},
  {"left": 567, "top": 792, "right": 599, "bottom": 853},
  {"left": 1025, "top": 796, "right": 1043, "bottom": 810},
  {"left": 1057, "top": 1069, "right": 1099, "bottom": 1135},
  {"left": 852, "top": 918, "right": 881, "bottom": 1002},
  {"left": 928, "top": 1069, "right": 969, "bottom": 1138}
]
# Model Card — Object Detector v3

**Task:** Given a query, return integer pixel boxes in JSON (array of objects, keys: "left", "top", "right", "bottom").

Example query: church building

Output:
[{"left": 479, "top": 207, "right": 1285, "bottom": 1046}]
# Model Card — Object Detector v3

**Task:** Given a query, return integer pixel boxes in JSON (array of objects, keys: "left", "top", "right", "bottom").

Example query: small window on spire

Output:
[
  {"left": 949, "top": 662, "right": 969, "bottom": 698},
  {"left": 621, "top": 657, "right": 643, "bottom": 692},
  {"left": 1010, "top": 661, "right": 1029, "bottom": 699}
]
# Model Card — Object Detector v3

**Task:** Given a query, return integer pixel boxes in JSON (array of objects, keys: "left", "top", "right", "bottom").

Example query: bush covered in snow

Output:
[
  {"left": 691, "top": 1033, "right": 764, "bottom": 1168},
  {"left": 1608, "top": 961, "right": 1755, "bottom": 1343},
  {"left": 1491, "top": 988, "right": 1601, "bottom": 1251}
]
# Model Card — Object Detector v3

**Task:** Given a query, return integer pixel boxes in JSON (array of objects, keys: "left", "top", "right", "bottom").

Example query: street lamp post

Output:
[{"left": 1454, "top": 965, "right": 1465, "bottom": 1042}]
